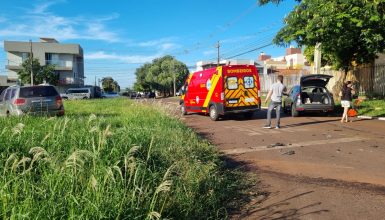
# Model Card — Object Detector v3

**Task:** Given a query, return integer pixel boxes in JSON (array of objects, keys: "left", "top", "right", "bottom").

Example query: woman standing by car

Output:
[{"left": 340, "top": 81, "right": 355, "bottom": 123}]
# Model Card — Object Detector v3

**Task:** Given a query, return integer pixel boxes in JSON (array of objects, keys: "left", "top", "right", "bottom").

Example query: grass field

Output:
[
  {"left": 0, "top": 98, "right": 247, "bottom": 219},
  {"left": 356, "top": 99, "right": 385, "bottom": 117}
]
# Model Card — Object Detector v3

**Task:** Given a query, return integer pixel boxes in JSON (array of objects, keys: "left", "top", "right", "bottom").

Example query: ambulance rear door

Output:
[{"left": 224, "top": 66, "right": 260, "bottom": 108}]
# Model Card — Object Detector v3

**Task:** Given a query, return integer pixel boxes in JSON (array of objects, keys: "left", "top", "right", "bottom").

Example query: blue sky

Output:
[{"left": 0, "top": 0, "right": 298, "bottom": 88}]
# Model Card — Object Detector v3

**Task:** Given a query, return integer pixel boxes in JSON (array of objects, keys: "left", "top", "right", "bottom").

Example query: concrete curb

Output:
[{"left": 357, "top": 115, "right": 385, "bottom": 121}]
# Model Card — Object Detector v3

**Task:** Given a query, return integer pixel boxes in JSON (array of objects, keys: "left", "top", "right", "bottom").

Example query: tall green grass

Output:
[{"left": 0, "top": 98, "right": 244, "bottom": 219}]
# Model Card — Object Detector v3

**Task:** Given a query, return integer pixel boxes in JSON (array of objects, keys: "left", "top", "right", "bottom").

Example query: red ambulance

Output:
[{"left": 180, "top": 65, "right": 261, "bottom": 120}]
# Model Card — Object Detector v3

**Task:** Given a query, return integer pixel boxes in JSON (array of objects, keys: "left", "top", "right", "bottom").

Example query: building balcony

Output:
[
  {"left": 58, "top": 78, "right": 75, "bottom": 86},
  {"left": 46, "top": 60, "right": 73, "bottom": 71},
  {"left": 5, "top": 64, "right": 22, "bottom": 70}
]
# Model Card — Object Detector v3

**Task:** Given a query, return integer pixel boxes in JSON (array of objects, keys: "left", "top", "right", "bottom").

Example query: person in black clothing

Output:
[{"left": 339, "top": 81, "right": 356, "bottom": 123}]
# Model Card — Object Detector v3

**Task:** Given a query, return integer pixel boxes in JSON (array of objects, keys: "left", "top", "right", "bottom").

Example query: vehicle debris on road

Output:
[
  {"left": 267, "top": 142, "right": 286, "bottom": 148},
  {"left": 281, "top": 150, "right": 295, "bottom": 155}
]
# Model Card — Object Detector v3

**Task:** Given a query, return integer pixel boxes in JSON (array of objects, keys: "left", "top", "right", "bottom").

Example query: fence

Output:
[
  {"left": 259, "top": 72, "right": 306, "bottom": 94},
  {"left": 353, "top": 64, "right": 385, "bottom": 97}
]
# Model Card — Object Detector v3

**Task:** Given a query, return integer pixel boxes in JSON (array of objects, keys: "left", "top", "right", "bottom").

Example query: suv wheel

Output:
[
  {"left": 209, "top": 105, "right": 219, "bottom": 121},
  {"left": 291, "top": 104, "right": 299, "bottom": 117}
]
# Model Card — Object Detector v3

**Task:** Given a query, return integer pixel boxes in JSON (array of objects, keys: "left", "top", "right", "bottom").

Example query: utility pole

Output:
[
  {"left": 29, "top": 40, "right": 34, "bottom": 86},
  {"left": 94, "top": 75, "right": 97, "bottom": 86},
  {"left": 215, "top": 41, "right": 220, "bottom": 66},
  {"left": 313, "top": 43, "right": 322, "bottom": 74}
]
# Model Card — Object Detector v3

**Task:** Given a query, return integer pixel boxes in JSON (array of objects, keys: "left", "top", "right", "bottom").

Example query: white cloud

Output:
[
  {"left": 32, "top": 1, "right": 63, "bottom": 14},
  {"left": 85, "top": 51, "right": 160, "bottom": 64},
  {"left": 135, "top": 38, "right": 180, "bottom": 52},
  {"left": 0, "top": 1, "right": 120, "bottom": 43},
  {"left": 160, "top": 43, "right": 180, "bottom": 51},
  {"left": 137, "top": 38, "right": 174, "bottom": 47},
  {"left": 0, "top": 16, "right": 7, "bottom": 23},
  {"left": 203, "top": 50, "right": 216, "bottom": 56}
]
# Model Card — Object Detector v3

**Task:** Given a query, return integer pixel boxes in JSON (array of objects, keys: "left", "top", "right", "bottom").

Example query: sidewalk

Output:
[{"left": 357, "top": 115, "right": 385, "bottom": 121}]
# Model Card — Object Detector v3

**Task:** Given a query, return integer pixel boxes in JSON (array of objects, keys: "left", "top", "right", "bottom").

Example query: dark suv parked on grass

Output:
[
  {"left": 283, "top": 74, "right": 334, "bottom": 117},
  {"left": 0, "top": 85, "right": 64, "bottom": 117}
]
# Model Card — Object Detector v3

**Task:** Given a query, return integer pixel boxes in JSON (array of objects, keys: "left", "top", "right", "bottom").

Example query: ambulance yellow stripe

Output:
[
  {"left": 203, "top": 67, "right": 223, "bottom": 108},
  {"left": 187, "top": 73, "right": 193, "bottom": 84},
  {"left": 225, "top": 89, "right": 236, "bottom": 99},
  {"left": 181, "top": 73, "right": 194, "bottom": 101},
  {"left": 248, "top": 89, "right": 258, "bottom": 97},
  {"left": 230, "top": 89, "right": 243, "bottom": 99}
]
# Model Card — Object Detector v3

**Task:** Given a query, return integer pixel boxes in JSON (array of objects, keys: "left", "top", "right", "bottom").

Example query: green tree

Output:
[
  {"left": 273, "top": 0, "right": 385, "bottom": 77},
  {"left": 101, "top": 77, "right": 120, "bottom": 92},
  {"left": 134, "top": 55, "right": 189, "bottom": 96},
  {"left": 17, "top": 57, "right": 58, "bottom": 85}
]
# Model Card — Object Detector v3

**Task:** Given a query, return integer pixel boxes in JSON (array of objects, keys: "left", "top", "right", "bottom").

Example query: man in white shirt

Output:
[{"left": 263, "top": 75, "right": 287, "bottom": 129}]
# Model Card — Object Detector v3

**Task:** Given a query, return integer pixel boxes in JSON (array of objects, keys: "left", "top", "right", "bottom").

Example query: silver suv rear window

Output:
[
  {"left": 67, "top": 89, "right": 89, "bottom": 93},
  {"left": 19, "top": 86, "right": 58, "bottom": 98}
]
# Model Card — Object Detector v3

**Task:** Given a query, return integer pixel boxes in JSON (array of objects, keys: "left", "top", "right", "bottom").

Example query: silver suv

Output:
[{"left": 0, "top": 85, "right": 65, "bottom": 117}]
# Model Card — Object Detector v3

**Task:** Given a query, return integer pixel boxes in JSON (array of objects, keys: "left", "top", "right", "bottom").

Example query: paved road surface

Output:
[{"left": 162, "top": 99, "right": 385, "bottom": 219}]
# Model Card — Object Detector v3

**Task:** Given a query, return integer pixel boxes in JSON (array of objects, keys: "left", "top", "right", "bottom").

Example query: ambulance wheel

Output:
[
  {"left": 209, "top": 105, "right": 219, "bottom": 121},
  {"left": 181, "top": 103, "right": 187, "bottom": 115}
]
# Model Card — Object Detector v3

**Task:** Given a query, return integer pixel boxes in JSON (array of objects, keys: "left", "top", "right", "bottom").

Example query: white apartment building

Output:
[{"left": 3, "top": 38, "right": 84, "bottom": 91}]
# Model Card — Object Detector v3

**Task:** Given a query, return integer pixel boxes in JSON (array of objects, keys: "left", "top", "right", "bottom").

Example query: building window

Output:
[
  {"left": 45, "top": 53, "right": 60, "bottom": 66},
  {"left": 21, "top": 52, "right": 29, "bottom": 62},
  {"left": 45, "top": 53, "right": 52, "bottom": 65}
]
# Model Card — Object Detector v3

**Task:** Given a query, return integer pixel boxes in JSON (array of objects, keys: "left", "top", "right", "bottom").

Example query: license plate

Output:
[
  {"left": 228, "top": 99, "right": 238, "bottom": 104},
  {"left": 245, "top": 97, "right": 255, "bottom": 103}
]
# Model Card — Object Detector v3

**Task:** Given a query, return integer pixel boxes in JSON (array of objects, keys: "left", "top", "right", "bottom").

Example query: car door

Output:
[
  {"left": 5, "top": 89, "right": 17, "bottom": 114},
  {"left": 284, "top": 88, "right": 294, "bottom": 109},
  {"left": 0, "top": 89, "right": 6, "bottom": 116}
]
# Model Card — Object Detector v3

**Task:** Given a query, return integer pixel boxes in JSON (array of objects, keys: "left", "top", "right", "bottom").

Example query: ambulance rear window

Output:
[
  {"left": 227, "top": 77, "right": 238, "bottom": 90},
  {"left": 244, "top": 76, "right": 254, "bottom": 89}
]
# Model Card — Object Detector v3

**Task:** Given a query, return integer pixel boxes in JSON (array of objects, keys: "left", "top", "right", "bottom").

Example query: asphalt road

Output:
[{"left": 162, "top": 98, "right": 385, "bottom": 219}]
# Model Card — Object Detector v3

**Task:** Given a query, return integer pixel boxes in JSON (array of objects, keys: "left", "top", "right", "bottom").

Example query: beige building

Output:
[{"left": 3, "top": 38, "right": 84, "bottom": 91}]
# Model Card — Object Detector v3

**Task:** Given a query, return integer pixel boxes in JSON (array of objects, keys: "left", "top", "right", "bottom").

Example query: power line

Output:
[
  {"left": 219, "top": 31, "right": 278, "bottom": 58},
  {"left": 224, "top": 43, "right": 273, "bottom": 60},
  {"left": 169, "top": 2, "right": 258, "bottom": 56}
]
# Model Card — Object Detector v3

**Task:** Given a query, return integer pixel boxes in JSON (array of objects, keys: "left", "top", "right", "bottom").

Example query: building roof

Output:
[
  {"left": 4, "top": 40, "right": 83, "bottom": 55},
  {"left": 271, "top": 68, "right": 310, "bottom": 75},
  {"left": 40, "top": 38, "right": 59, "bottom": 43},
  {"left": 264, "top": 60, "right": 286, "bottom": 65}
]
